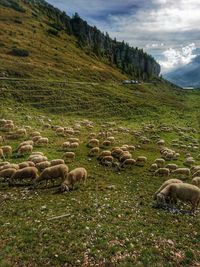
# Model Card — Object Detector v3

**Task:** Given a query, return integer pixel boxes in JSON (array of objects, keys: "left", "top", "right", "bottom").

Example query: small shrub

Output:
[
  {"left": 47, "top": 28, "right": 59, "bottom": 36},
  {"left": 13, "top": 18, "right": 22, "bottom": 24},
  {"left": 10, "top": 48, "right": 29, "bottom": 57}
]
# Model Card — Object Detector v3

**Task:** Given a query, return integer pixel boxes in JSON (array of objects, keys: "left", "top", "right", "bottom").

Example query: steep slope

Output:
[
  {"left": 0, "top": 0, "right": 126, "bottom": 81},
  {"left": 0, "top": 0, "right": 160, "bottom": 81},
  {"left": 164, "top": 55, "right": 200, "bottom": 88}
]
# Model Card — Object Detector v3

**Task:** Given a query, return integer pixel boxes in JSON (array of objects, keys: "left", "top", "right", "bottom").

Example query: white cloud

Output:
[{"left": 159, "top": 43, "right": 197, "bottom": 73}]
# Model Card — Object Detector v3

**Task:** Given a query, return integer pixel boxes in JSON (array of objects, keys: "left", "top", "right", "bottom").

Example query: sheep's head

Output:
[
  {"left": 156, "top": 193, "right": 166, "bottom": 205},
  {"left": 60, "top": 183, "right": 69, "bottom": 193}
]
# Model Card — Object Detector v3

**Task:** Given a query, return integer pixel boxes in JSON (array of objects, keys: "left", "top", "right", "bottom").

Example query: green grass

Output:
[{"left": 0, "top": 98, "right": 200, "bottom": 266}]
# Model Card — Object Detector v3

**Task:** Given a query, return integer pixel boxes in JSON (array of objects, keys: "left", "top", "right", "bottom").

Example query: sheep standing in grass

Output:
[
  {"left": 165, "top": 164, "right": 178, "bottom": 172},
  {"left": 120, "top": 158, "right": 136, "bottom": 168},
  {"left": 0, "top": 163, "right": 19, "bottom": 171},
  {"left": 154, "top": 168, "right": 170, "bottom": 177},
  {"left": 61, "top": 167, "right": 87, "bottom": 192},
  {"left": 62, "top": 152, "right": 75, "bottom": 163},
  {"left": 98, "top": 151, "right": 111, "bottom": 160},
  {"left": 36, "top": 161, "right": 51, "bottom": 172},
  {"left": 18, "top": 145, "right": 33, "bottom": 155},
  {"left": 136, "top": 156, "right": 147, "bottom": 166},
  {"left": 1, "top": 146, "right": 12, "bottom": 157},
  {"left": 149, "top": 163, "right": 158, "bottom": 172},
  {"left": 10, "top": 167, "right": 38, "bottom": 185},
  {"left": 0, "top": 168, "right": 17, "bottom": 180},
  {"left": 157, "top": 183, "right": 200, "bottom": 213},
  {"left": 19, "top": 161, "right": 35, "bottom": 169},
  {"left": 154, "top": 178, "right": 183, "bottom": 200},
  {"left": 34, "top": 164, "right": 68, "bottom": 187},
  {"left": 88, "top": 147, "right": 100, "bottom": 157},
  {"left": 51, "top": 159, "right": 65, "bottom": 166},
  {"left": 154, "top": 158, "right": 165, "bottom": 168},
  {"left": 87, "top": 139, "right": 99, "bottom": 148},
  {"left": 101, "top": 156, "right": 113, "bottom": 166},
  {"left": 172, "top": 168, "right": 190, "bottom": 179},
  {"left": 36, "top": 137, "right": 49, "bottom": 146},
  {"left": 192, "top": 177, "right": 200, "bottom": 187}
]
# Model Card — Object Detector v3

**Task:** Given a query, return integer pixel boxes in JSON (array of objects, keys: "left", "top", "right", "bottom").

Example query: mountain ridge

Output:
[
  {"left": 0, "top": 0, "right": 160, "bottom": 81},
  {"left": 164, "top": 55, "right": 200, "bottom": 88}
]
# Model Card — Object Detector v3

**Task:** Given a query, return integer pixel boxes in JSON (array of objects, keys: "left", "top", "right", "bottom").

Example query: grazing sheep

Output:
[
  {"left": 32, "top": 135, "right": 42, "bottom": 142},
  {"left": 34, "top": 164, "right": 69, "bottom": 187},
  {"left": 136, "top": 156, "right": 147, "bottom": 166},
  {"left": 120, "top": 158, "right": 136, "bottom": 168},
  {"left": 19, "top": 161, "right": 35, "bottom": 169},
  {"left": 0, "top": 168, "right": 17, "bottom": 180},
  {"left": 107, "top": 136, "right": 115, "bottom": 144},
  {"left": 62, "top": 152, "right": 75, "bottom": 162},
  {"left": 29, "top": 156, "right": 48, "bottom": 164},
  {"left": 36, "top": 137, "right": 49, "bottom": 145},
  {"left": 157, "top": 139, "right": 165, "bottom": 146},
  {"left": 101, "top": 156, "right": 114, "bottom": 166},
  {"left": 10, "top": 167, "right": 38, "bottom": 185},
  {"left": 154, "top": 178, "right": 183, "bottom": 199},
  {"left": 87, "top": 139, "right": 99, "bottom": 148},
  {"left": 67, "top": 138, "right": 80, "bottom": 143},
  {"left": 31, "top": 151, "right": 44, "bottom": 156},
  {"left": 18, "top": 145, "right": 33, "bottom": 155},
  {"left": 184, "top": 157, "right": 195, "bottom": 167},
  {"left": 191, "top": 166, "right": 200, "bottom": 175},
  {"left": 50, "top": 159, "right": 65, "bottom": 166},
  {"left": 154, "top": 158, "right": 165, "bottom": 168},
  {"left": 119, "top": 152, "right": 132, "bottom": 163},
  {"left": 0, "top": 161, "right": 10, "bottom": 167},
  {"left": 154, "top": 168, "right": 170, "bottom": 177},
  {"left": 61, "top": 167, "right": 87, "bottom": 191},
  {"left": 102, "top": 140, "right": 112, "bottom": 147},
  {"left": 30, "top": 131, "right": 41, "bottom": 137},
  {"left": 1, "top": 146, "right": 12, "bottom": 157},
  {"left": 36, "top": 161, "right": 51, "bottom": 172},
  {"left": 165, "top": 164, "right": 178, "bottom": 171},
  {"left": 69, "top": 142, "right": 79, "bottom": 149},
  {"left": 150, "top": 163, "right": 158, "bottom": 172},
  {"left": 172, "top": 168, "right": 190, "bottom": 179},
  {"left": 111, "top": 148, "right": 123, "bottom": 158},
  {"left": 192, "top": 177, "right": 200, "bottom": 187},
  {"left": 128, "top": 145, "right": 135, "bottom": 152},
  {"left": 157, "top": 183, "right": 200, "bottom": 212},
  {"left": 98, "top": 150, "right": 111, "bottom": 160},
  {"left": 88, "top": 147, "right": 100, "bottom": 157},
  {"left": 17, "top": 140, "right": 33, "bottom": 150},
  {"left": 0, "top": 163, "right": 19, "bottom": 171},
  {"left": 62, "top": 142, "right": 70, "bottom": 150}
]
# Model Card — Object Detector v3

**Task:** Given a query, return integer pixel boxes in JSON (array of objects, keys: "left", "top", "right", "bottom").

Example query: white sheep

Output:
[
  {"left": 154, "top": 178, "right": 183, "bottom": 199},
  {"left": 18, "top": 145, "right": 33, "bottom": 155},
  {"left": 154, "top": 168, "right": 170, "bottom": 177},
  {"left": 34, "top": 164, "right": 69, "bottom": 187},
  {"left": 192, "top": 177, "right": 200, "bottom": 187},
  {"left": 50, "top": 159, "right": 65, "bottom": 166},
  {"left": 87, "top": 139, "right": 99, "bottom": 148},
  {"left": 61, "top": 167, "right": 87, "bottom": 191},
  {"left": 62, "top": 152, "right": 75, "bottom": 163},
  {"left": 157, "top": 183, "right": 200, "bottom": 212},
  {"left": 154, "top": 158, "right": 165, "bottom": 168},
  {"left": 88, "top": 147, "right": 100, "bottom": 157},
  {"left": 136, "top": 156, "right": 147, "bottom": 166},
  {"left": 172, "top": 168, "right": 190, "bottom": 179}
]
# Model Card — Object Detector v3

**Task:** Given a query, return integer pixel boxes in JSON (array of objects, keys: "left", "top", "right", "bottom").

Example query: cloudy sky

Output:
[{"left": 48, "top": 0, "right": 200, "bottom": 73}]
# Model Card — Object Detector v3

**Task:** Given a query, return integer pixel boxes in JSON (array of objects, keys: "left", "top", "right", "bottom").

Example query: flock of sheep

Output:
[{"left": 0, "top": 117, "right": 200, "bottom": 214}]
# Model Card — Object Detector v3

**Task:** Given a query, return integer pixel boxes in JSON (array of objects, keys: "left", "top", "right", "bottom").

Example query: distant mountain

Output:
[{"left": 164, "top": 55, "right": 200, "bottom": 88}]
